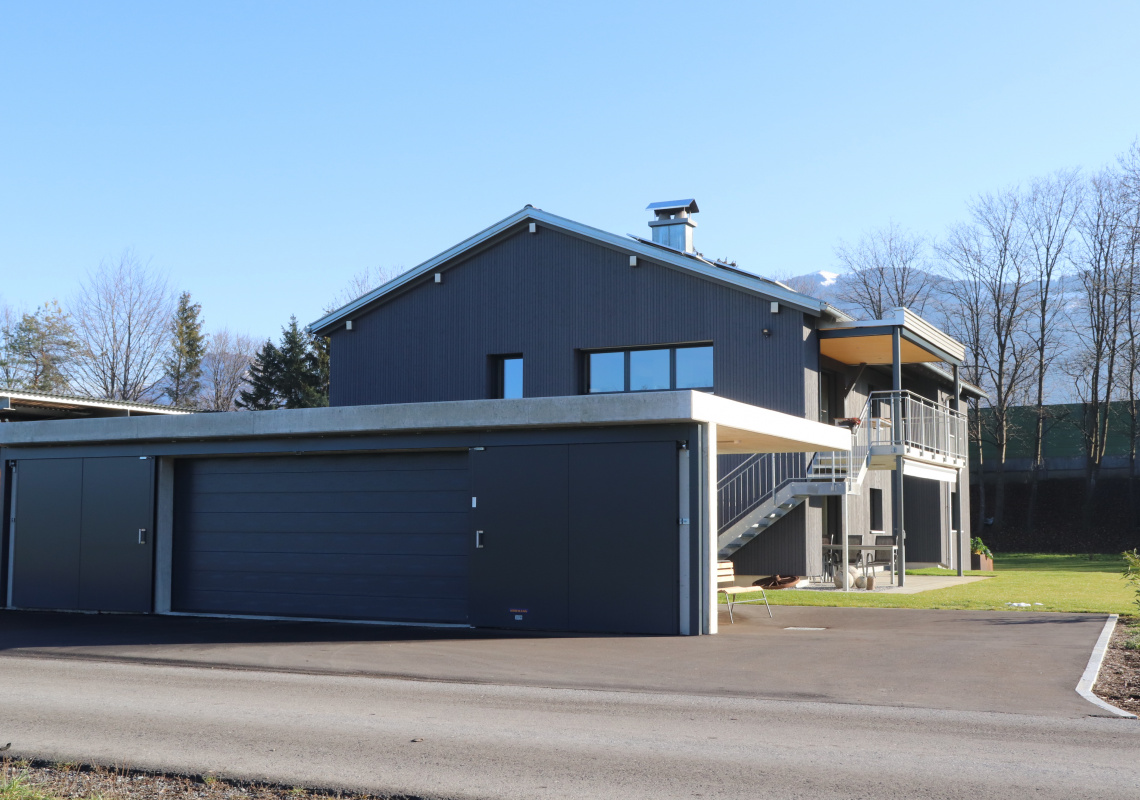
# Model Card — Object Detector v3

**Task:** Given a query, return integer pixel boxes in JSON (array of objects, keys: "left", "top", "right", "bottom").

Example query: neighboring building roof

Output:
[
  {"left": 310, "top": 206, "right": 846, "bottom": 335},
  {"left": 0, "top": 388, "right": 195, "bottom": 422}
]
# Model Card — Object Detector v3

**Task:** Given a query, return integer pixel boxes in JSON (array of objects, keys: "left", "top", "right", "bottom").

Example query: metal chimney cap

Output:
[{"left": 646, "top": 199, "right": 699, "bottom": 214}]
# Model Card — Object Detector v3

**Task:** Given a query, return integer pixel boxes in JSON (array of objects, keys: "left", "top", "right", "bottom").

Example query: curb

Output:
[{"left": 1076, "top": 614, "right": 1136, "bottom": 718}]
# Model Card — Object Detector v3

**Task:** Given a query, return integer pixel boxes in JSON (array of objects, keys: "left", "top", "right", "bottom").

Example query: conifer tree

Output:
[
  {"left": 162, "top": 292, "right": 207, "bottom": 407},
  {"left": 9, "top": 301, "right": 77, "bottom": 393},
  {"left": 237, "top": 316, "right": 327, "bottom": 410}
]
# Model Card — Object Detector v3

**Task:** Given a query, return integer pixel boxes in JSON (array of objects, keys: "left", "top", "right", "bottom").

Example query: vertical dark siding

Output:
[
  {"left": 903, "top": 475, "right": 947, "bottom": 563},
  {"left": 329, "top": 225, "right": 808, "bottom": 414},
  {"left": 730, "top": 503, "right": 809, "bottom": 576}
]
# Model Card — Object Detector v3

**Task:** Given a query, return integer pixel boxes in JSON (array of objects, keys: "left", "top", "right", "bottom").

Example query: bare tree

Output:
[
  {"left": 1064, "top": 169, "right": 1131, "bottom": 523},
  {"left": 940, "top": 188, "right": 1034, "bottom": 535},
  {"left": 1119, "top": 141, "right": 1140, "bottom": 532},
  {"left": 325, "top": 265, "right": 405, "bottom": 314},
  {"left": 835, "top": 222, "right": 937, "bottom": 319},
  {"left": 1022, "top": 169, "right": 1083, "bottom": 535},
  {"left": 0, "top": 300, "right": 21, "bottom": 389},
  {"left": 70, "top": 250, "right": 174, "bottom": 402},
  {"left": 200, "top": 328, "right": 258, "bottom": 411}
]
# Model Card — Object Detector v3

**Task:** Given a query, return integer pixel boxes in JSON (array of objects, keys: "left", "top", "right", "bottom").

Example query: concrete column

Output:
[
  {"left": 705, "top": 422, "right": 718, "bottom": 635},
  {"left": 678, "top": 442, "right": 691, "bottom": 635},
  {"left": 953, "top": 364, "right": 964, "bottom": 576},
  {"left": 893, "top": 327, "right": 905, "bottom": 587},
  {"left": 154, "top": 457, "right": 175, "bottom": 613}
]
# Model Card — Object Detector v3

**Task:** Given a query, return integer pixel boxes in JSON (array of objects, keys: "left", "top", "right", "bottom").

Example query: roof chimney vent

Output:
[{"left": 646, "top": 199, "right": 699, "bottom": 253}]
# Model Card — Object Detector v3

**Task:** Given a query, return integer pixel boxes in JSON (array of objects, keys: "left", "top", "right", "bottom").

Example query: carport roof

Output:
[{"left": 0, "top": 392, "right": 849, "bottom": 455}]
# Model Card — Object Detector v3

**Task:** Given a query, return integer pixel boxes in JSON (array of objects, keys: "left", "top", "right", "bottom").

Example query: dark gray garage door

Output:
[{"left": 171, "top": 452, "right": 470, "bottom": 623}]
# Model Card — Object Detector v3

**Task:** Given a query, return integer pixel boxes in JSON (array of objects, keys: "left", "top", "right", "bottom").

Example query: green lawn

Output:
[{"left": 724, "top": 553, "right": 1138, "bottom": 614}]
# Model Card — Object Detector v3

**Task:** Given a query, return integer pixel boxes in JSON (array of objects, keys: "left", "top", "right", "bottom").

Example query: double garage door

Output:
[
  {"left": 10, "top": 441, "right": 682, "bottom": 635},
  {"left": 173, "top": 442, "right": 680, "bottom": 633}
]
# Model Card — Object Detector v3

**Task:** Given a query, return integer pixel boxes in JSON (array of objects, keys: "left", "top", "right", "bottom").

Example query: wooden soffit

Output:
[{"left": 818, "top": 333, "right": 942, "bottom": 366}]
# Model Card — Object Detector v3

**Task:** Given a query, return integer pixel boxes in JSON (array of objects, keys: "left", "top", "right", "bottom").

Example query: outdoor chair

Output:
[
  {"left": 865, "top": 535, "right": 897, "bottom": 584},
  {"left": 845, "top": 535, "right": 867, "bottom": 574}
]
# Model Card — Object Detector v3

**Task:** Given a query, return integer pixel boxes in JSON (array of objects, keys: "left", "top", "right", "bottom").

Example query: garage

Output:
[
  {"left": 171, "top": 451, "right": 471, "bottom": 624},
  {"left": 1, "top": 392, "right": 851, "bottom": 635}
]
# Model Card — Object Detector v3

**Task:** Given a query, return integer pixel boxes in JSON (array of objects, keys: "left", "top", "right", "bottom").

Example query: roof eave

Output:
[{"left": 309, "top": 207, "right": 828, "bottom": 334}]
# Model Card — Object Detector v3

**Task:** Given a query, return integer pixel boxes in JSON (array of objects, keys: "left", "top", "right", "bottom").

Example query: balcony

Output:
[{"left": 866, "top": 390, "right": 967, "bottom": 472}]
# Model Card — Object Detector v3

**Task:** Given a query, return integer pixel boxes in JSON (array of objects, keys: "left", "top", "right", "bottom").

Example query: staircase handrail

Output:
[{"left": 716, "top": 451, "right": 807, "bottom": 533}]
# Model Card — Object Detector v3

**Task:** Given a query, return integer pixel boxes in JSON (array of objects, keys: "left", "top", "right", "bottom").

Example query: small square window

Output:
[
  {"left": 629, "top": 349, "right": 670, "bottom": 391},
  {"left": 588, "top": 351, "right": 624, "bottom": 393},
  {"left": 675, "top": 345, "right": 713, "bottom": 389}
]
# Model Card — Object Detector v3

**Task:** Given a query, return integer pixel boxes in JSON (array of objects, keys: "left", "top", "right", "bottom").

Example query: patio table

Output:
[{"left": 822, "top": 543, "right": 898, "bottom": 585}]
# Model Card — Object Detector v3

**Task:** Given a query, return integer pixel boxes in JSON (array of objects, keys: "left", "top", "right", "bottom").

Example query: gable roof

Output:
[{"left": 309, "top": 206, "right": 845, "bottom": 335}]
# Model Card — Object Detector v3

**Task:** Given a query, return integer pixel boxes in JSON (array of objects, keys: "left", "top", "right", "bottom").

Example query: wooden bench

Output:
[{"left": 717, "top": 561, "right": 772, "bottom": 622}]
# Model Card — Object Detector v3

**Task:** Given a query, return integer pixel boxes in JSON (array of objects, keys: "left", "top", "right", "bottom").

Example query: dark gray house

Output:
[
  {"left": 310, "top": 201, "right": 982, "bottom": 585},
  {"left": 0, "top": 201, "right": 978, "bottom": 636}
]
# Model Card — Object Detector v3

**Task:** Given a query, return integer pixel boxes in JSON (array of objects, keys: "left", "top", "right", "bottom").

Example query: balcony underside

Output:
[{"left": 868, "top": 446, "right": 964, "bottom": 481}]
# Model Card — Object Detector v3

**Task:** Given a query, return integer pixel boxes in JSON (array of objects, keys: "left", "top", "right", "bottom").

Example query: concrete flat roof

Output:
[{"left": 0, "top": 391, "right": 850, "bottom": 455}]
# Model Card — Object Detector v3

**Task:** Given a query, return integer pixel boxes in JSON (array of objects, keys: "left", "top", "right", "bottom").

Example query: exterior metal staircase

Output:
[
  {"left": 716, "top": 400, "right": 874, "bottom": 560},
  {"left": 716, "top": 390, "right": 966, "bottom": 560}
]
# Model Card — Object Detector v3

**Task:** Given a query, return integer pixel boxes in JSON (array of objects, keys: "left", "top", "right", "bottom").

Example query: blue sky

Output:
[{"left": 2, "top": 1, "right": 1138, "bottom": 341}]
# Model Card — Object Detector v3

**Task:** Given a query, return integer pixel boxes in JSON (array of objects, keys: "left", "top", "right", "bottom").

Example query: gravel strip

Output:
[
  {"left": 1093, "top": 615, "right": 1140, "bottom": 717},
  {"left": 0, "top": 758, "right": 429, "bottom": 800}
]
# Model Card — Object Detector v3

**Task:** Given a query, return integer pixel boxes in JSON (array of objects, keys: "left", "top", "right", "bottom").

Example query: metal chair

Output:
[
  {"left": 845, "top": 534, "right": 867, "bottom": 575},
  {"left": 865, "top": 535, "right": 897, "bottom": 584}
]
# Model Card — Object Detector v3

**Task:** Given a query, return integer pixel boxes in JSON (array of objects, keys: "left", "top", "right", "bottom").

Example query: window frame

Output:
[
  {"left": 584, "top": 343, "right": 713, "bottom": 395},
  {"left": 492, "top": 354, "right": 524, "bottom": 399}
]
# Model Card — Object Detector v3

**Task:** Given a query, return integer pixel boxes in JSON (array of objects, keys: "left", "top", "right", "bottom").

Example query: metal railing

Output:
[
  {"left": 868, "top": 390, "right": 967, "bottom": 461},
  {"left": 717, "top": 452, "right": 807, "bottom": 533}
]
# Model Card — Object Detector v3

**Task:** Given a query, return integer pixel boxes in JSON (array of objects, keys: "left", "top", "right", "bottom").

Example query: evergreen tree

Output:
[
  {"left": 162, "top": 292, "right": 207, "bottom": 407},
  {"left": 9, "top": 301, "right": 76, "bottom": 392},
  {"left": 237, "top": 337, "right": 284, "bottom": 410},
  {"left": 237, "top": 316, "right": 328, "bottom": 410}
]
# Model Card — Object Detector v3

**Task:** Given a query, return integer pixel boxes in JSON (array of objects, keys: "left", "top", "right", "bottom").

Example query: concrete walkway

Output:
[{"left": 795, "top": 572, "right": 991, "bottom": 593}]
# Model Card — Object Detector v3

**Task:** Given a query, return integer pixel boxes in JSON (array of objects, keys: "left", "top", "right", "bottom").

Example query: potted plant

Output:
[{"left": 971, "top": 537, "right": 994, "bottom": 571}]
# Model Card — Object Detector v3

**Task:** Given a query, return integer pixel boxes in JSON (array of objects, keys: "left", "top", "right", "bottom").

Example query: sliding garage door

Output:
[{"left": 171, "top": 452, "right": 470, "bottom": 623}]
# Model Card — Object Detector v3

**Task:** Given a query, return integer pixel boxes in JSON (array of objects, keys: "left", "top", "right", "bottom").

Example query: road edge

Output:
[{"left": 1078, "top": 614, "right": 1136, "bottom": 718}]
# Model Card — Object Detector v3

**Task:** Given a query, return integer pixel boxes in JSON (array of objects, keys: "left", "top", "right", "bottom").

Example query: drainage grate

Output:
[{"left": 783, "top": 626, "right": 827, "bottom": 631}]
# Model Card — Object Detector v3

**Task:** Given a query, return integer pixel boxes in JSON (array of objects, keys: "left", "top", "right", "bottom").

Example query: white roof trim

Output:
[
  {"left": 0, "top": 389, "right": 194, "bottom": 416},
  {"left": 310, "top": 207, "right": 830, "bottom": 334}
]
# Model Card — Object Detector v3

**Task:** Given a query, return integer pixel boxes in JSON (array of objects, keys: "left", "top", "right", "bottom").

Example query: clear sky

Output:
[{"left": 2, "top": 1, "right": 1138, "bottom": 341}]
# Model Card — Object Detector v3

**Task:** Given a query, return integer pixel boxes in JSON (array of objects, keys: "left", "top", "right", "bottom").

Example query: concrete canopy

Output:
[{"left": 0, "top": 391, "right": 850, "bottom": 455}]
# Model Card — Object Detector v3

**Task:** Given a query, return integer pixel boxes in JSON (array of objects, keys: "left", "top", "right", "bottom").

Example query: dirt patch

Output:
[
  {"left": 0, "top": 758, "right": 425, "bottom": 800},
  {"left": 1093, "top": 615, "right": 1140, "bottom": 717}
]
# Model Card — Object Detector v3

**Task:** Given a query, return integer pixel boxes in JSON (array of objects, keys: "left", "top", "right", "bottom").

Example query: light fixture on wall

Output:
[{"left": 762, "top": 328, "right": 771, "bottom": 337}]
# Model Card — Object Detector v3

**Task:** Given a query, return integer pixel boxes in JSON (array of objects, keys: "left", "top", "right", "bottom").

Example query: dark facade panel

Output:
[
  {"left": 172, "top": 452, "right": 471, "bottom": 623},
  {"left": 78, "top": 457, "right": 155, "bottom": 612},
  {"left": 903, "top": 475, "right": 946, "bottom": 563},
  {"left": 730, "top": 503, "right": 809, "bottom": 576},
  {"left": 329, "top": 225, "right": 807, "bottom": 415},
  {"left": 11, "top": 458, "right": 83, "bottom": 610},
  {"left": 568, "top": 441, "right": 678, "bottom": 634}
]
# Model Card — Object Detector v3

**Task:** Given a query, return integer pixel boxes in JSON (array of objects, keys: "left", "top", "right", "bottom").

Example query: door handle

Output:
[
  {"left": 138, "top": 528, "right": 147, "bottom": 545},
  {"left": 475, "top": 530, "right": 484, "bottom": 549}
]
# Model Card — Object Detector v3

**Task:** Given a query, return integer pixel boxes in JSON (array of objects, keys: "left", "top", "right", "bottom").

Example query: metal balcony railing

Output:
[
  {"left": 868, "top": 390, "right": 968, "bottom": 461},
  {"left": 716, "top": 452, "right": 807, "bottom": 533}
]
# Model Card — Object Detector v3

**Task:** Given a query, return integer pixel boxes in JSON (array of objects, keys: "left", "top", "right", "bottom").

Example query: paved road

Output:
[
  {"left": 0, "top": 607, "right": 1136, "bottom": 799},
  {"left": 1, "top": 654, "right": 1137, "bottom": 800}
]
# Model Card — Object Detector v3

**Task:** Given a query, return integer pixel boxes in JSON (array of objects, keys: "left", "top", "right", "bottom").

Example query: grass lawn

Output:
[{"left": 725, "top": 553, "right": 1138, "bottom": 614}]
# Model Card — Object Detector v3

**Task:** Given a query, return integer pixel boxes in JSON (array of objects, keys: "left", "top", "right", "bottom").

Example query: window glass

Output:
[
  {"left": 629, "top": 349, "right": 670, "bottom": 391},
  {"left": 501, "top": 357, "right": 523, "bottom": 399},
  {"left": 589, "top": 351, "right": 625, "bottom": 393},
  {"left": 675, "top": 345, "right": 713, "bottom": 389}
]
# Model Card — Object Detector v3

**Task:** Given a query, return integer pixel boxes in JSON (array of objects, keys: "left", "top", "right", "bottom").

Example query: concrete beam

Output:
[{"left": 0, "top": 392, "right": 851, "bottom": 455}]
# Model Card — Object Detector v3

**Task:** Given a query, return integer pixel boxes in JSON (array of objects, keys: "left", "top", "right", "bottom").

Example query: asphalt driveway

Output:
[{"left": 0, "top": 605, "right": 1111, "bottom": 717}]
